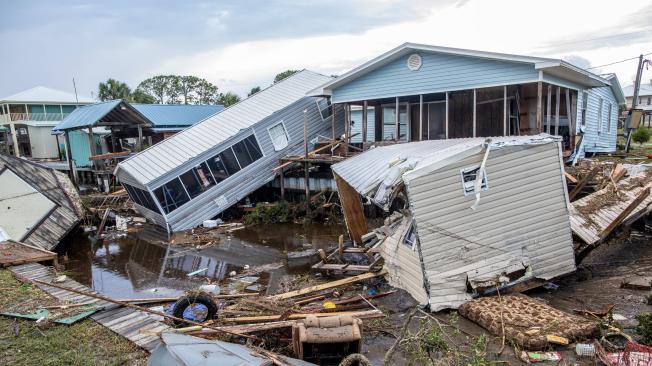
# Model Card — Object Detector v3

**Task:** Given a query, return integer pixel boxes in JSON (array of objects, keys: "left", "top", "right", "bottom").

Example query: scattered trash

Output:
[
  {"left": 576, "top": 343, "right": 596, "bottom": 357},
  {"left": 186, "top": 267, "right": 208, "bottom": 277},
  {"left": 53, "top": 275, "right": 67, "bottom": 283},
  {"left": 198, "top": 284, "right": 220, "bottom": 295},
  {"left": 543, "top": 282, "right": 559, "bottom": 290},
  {"left": 521, "top": 351, "right": 562, "bottom": 362}
]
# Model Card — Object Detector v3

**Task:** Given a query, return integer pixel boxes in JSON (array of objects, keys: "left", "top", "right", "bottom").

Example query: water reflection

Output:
[{"left": 60, "top": 222, "right": 344, "bottom": 299}]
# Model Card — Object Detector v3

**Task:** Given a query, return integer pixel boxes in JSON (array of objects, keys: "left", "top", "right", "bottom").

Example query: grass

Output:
[{"left": 0, "top": 269, "right": 148, "bottom": 366}]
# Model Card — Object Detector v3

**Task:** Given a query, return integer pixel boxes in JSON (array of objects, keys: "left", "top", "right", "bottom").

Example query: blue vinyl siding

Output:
[
  {"left": 332, "top": 52, "right": 539, "bottom": 103},
  {"left": 583, "top": 86, "right": 618, "bottom": 153},
  {"left": 68, "top": 130, "right": 102, "bottom": 168}
]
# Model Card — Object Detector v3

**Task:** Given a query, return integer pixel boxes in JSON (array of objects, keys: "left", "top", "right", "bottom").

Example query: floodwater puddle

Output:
[{"left": 58, "top": 222, "right": 345, "bottom": 299}]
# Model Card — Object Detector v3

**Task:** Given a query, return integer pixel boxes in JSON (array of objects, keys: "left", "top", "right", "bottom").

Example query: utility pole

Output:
[{"left": 625, "top": 55, "right": 647, "bottom": 152}]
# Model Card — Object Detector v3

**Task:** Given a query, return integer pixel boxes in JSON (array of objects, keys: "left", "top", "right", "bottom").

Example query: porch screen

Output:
[{"left": 268, "top": 122, "right": 289, "bottom": 151}]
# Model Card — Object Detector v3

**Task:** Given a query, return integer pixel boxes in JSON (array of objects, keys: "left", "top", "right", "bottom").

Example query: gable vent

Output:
[{"left": 407, "top": 53, "right": 422, "bottom": 71}]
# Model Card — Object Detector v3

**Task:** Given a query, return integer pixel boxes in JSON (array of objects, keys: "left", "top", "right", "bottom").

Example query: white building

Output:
[{"left": 0, "top": 86, "right": 92, "bottom": 159}]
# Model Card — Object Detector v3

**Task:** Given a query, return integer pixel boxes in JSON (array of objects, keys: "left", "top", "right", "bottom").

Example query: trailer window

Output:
[
  {"left": 206, "top": 154, "right": 229, "bottom": 182},
  {"left": 153, "top": 178, "right": 191, "bottom": 214},
  {"left": 232, "top": 135, "right": 263, "bottom": 168},
  {"left": 180, "top": 162, "right": 216, "bottom": 199},
  {"left": 460, "top": 166, "right": 488, "bottom": 196},
  {"left": 122, "top": 183, "right": 161, "bottom": 214},
  {"left": 268, "top": 122, "right": 289, "bottom": 151},
  {"left": 220, "top": 148, "right": 241, "bottom": 175},
  {"left": 317, "top": 98, "right": 332, "bottom": 120}
]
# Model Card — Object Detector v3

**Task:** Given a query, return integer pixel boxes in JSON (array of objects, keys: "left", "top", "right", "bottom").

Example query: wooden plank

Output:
[
  {"left": 599, "top": 187, "right": 650, "bottom": 241},
  {"left": 334, "top": 172, "right": 367, "bottom": 245},
  {"left": 569, "top": 166, "right": 599, "bottom": 201},
  {"left": 564, "top": 172, "right": 578, "bottom": 184},
  {"left": 222, "top": 309, "right": 383, "bottom": 323},
  {"left": 269, "top": 270, "right": 386, "bottom": 300}
]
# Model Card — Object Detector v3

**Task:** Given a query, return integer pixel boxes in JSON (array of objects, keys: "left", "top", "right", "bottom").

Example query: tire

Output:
[{"left": 171, "top": 293, "right": 218, "bottom": 326}]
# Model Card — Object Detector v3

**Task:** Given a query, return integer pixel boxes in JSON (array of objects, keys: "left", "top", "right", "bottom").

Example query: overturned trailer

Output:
[
  {"left": 332, "top": 134, "right": 576, "bottom": 310},
  {"left": 115, "top": 70, "right": 339, "bottom": 231}
]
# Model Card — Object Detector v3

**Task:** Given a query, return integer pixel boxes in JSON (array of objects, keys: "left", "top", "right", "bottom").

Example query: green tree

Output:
[
  {"left": 273, "top": 69, "right": 299, "bottom": 83},
  {"left": 194, "top": 79, "right": 221, "bottom": 105},
  {"left": 218, "top": 92, "right": 241, "bottom": 107},
  {"left": 248, "top": 86, "right": 261, "bottom": 97},
  {"left": 632, "top": 127, "right": 651, "bottom": 145},
  {"left": 98, "top": 79, "right": 131, "bottom": 101},
  {"left": 136, "top": 75, "right": 172, "bottom": 104},
  {"left": 130, "top": 89, "right": 157, "bottom": 104},
  {"left": 171, "top": 75, "right": 202, "bottom": 104}
]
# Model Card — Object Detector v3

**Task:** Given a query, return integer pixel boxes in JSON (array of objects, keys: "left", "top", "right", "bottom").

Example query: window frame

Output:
[
  {"left": 597, "top": 97, "right": 604, "bottom": 133},
  {"left": 460, "top": 165, "right": 489, "bottom": 196},
  {"left": 316, "top": 98, "right": 333, "bottom": 120},
  {"left": 267, "top": 121, "right": 290, "bottom": 151},
  {"left": 606, "top": 103, "right": 613, "bottom": 132}
]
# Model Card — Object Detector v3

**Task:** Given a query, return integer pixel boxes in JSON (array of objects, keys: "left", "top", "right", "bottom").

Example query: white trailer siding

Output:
[{"left": 404, "top": 141, "right": 575, "bottom": 310}]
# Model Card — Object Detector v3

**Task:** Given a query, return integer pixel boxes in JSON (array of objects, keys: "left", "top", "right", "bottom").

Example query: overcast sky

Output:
[{"left": 1, "top": 0, "right": 652, "bottom": 100}]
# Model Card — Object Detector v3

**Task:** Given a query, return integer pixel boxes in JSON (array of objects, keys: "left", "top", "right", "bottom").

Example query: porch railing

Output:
[{"left": 2, "top": 113, "right": 71, "bottom": 123}]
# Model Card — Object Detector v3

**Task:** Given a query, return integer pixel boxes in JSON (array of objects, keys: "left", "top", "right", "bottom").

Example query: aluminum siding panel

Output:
[
  {"left": 405, "top": 142, "right": 575, "bottom": 310},
  {"left": 161, "top": 97, "right": 333, "bottom": 231},
  {"left": 380, "top": 218, "right": 429, "bottom": 305},
  {"left": 583, "top": 86, "right": 618, "bottom": 154},
  {"left": 117, "top": 71, "right": 333, "bottom": 185},
  {"left": 332, "top": 51, "right": 539, "bottom": 103}
]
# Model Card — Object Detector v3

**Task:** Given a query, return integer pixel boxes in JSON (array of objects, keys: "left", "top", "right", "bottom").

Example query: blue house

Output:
[{"left": 311, "top": 43, "right": 626, "bottom": 157}]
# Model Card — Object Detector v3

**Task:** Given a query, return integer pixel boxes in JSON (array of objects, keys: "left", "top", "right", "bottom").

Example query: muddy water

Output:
[{"left": 59, "top": 222, "right": 345, "bottom": 299}]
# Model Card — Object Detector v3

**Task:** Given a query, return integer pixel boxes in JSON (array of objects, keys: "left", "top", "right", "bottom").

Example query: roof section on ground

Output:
[
  {"left": 0, "top": 155, "right": 84, "bottom": 250},
  {"left": 1, "top": 86, "right": 93, "bottom": 103},
  {"left": 117, "top": 70, "right": 333, "bottom": 185},
  {"left": 52, "top": 100, "right": 151, "bottom": 132},
  {"left": 332, "top": 134, "right": 558, "bottom": 198},
  {"left": 309, "top": 42, "right": 611, "bottom": 96},
  {"left": 132, "top": 104, "right": 224, "bottom": 129}
]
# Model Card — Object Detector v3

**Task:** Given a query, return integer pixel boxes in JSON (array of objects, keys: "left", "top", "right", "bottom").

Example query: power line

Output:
[{"left": 587, "top": 52, "right": 652, "bottom": 70}]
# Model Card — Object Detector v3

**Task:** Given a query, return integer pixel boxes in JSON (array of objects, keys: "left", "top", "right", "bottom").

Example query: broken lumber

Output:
[
  {"left": 569, "top": 167, "right": 599, "bottom": 201},
  {"left": 599, "top": 187, "right": 650, "bottom": 241},
  {"left": 31, "top": 279, "right": 259, "bottom": 341},
  {"left": 222, "top": 309, "right": 383, "bottom": 323},
  {"left": 269, "top": 269, "right": 387, "bottom": 300},
  {"left": 190, "top": 320, "right": 297, "bottom": 336},
  {"left": 564, "top": 172, "right": 578, "bottom": 184}
]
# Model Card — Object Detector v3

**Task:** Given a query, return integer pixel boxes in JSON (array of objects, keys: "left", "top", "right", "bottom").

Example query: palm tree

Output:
[{"left": 98, "top": 79, "right": 131, "bottom": 101}]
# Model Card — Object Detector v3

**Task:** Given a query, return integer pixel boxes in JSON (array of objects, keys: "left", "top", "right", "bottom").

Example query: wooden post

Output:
[
  {"left": 338, "top": 234, "right": 344, "bottom": 258},
  {"left": 555, "top": 86, "right": 560, "bottom": 136},
  {"left": 88, "top": 126, "right": 97, "bottom": 169},
  {"left": 334, "top": 173, "right": 367, "bottom": 245},
  {"left": 331, "top": 102, "right": 336, "bottom": 141},
  {"left": 503, "top": 86, "right": 508, "bottom": 136},
  {"left": 395, "top": 97, "right": 399, "bottom": 141},
  {"left": 445, "top": 92, "right": 449, "bottom": 139},
  {"left": 419, "top": 94, "right": 423, "bottom": 141},
  {"left": 473, "top": 89, "right": 477, "bottom": 137},
  {"left": 279, "top": 167, "right": 285, "bottom": 201},
  {"left": 362, "top": 100, "right": 368, "bottom": 144},
  {"left": 565, "top": 89, "right": 574, "bottom": 138},
  {"left": 137, "top": 125, "right": 143, "bottom": 152},
  {"left": 64, "top": 130, "right": 75, "bottom": 184},
  {"left": 303, "top": 110, "right": 310, "bottom": 211},
  {"left": 546, "top": 85, "right": 552, "bottom": 134},
  {"left": 344, "top": 103, "right": 349, "bottom": 155},
  {"left": 536, "top": 82, "right": 543, "bottom": 132},
  {"left": 406, "top": 102, "right": 411, "bottom": 142}
]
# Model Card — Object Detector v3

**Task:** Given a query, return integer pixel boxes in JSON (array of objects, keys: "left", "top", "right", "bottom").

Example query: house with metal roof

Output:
[
  {"left": 0, "top": 86, "right": 92, "bottom": 159},
  {"left": 52, "top": 101, "right": 222, "bottom": 175},
  {"left": 623, "top": 79, "right": 652, "bottom": 127},
  {"left": 331, "top": 134, "right": 575, "bottom": 310},
  {"left": 310, "top": 43, "right": 626, "bottom": 158},
  {"left": 115, "top": 70, "right": 338, "bottom": 231}
]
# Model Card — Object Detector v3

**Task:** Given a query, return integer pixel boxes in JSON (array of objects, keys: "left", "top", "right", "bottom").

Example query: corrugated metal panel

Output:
[
  {"left": 270, "top": 176, "right": 336, "bottom": 191},
  {"left": 332, "top": 51, "right": 539, "bottom": 103},
  {"left": 131, "top": 104, "right": 223, "bottom": 128},
  {"left": 405, "top": 142, "right": 575, "bottom": 310},
  {"left": 117, "top": 70, "right": 333, "bottom": 185},
  {"left": 52, "top": 100, "right": 122, "bottom": 131}
]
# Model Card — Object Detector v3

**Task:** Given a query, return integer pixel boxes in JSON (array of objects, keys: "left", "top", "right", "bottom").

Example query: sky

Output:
[{"left": 1, "top": 0, "right": 652, "bottom": 100}]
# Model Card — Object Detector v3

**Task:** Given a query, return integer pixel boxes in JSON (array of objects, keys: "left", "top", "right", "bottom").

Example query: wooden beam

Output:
[
  {"left": 362, "top": 100, "right": 368, "bottom": 143},
  {"left": 269, "top": 270, "right": 386, "bottom": 300},
  {"left": 63, "top": 131, "right": 75, "bottom": 184},
  {"left": 395, "top": 97, "right": 399, "bottom": 141},
  {"left": 555, "top": 86, "right": 560, "bottom": 136},
  {"left": 445, "top": 92, "right": 449, "bottom": 139},
  {"left": 599, "top": 187, "right": 650, "bottom": 241},
  {"left": 568, "top": 166, "right": 599, "bottom": 201},
  {"left": 334, "top": 172, "right": 368, "bottom": 245},
  {"left": 222, "top": 309, "right": 384, "bottom": 323},
  {"left": 546, "top": 85, "right": 552, "bottom": 134},
  {"left": 503, "top": 86, "right": 507, "bottom": 136},
  {"left": 565, "top": 89, "right": 573, "bottom": 137},
  {"left": 473, "top": 89, "right": 477, "bottom": 137},
  {"left": 419, "top": 94, "right": 423, "bottom": 141},
  {"left": 331, "top": 102, "right": 336, "bottom": 141},
  {"left": 536, "top": 82, "right": 543, "bottom": 132},
  {"left": 564, "top": 172, "right": 578, "bottom": 184}
]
